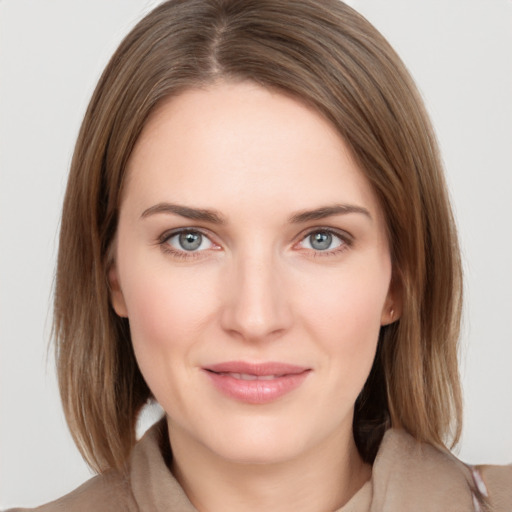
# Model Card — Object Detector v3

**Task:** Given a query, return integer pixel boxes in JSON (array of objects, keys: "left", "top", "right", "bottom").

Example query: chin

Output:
[
  {"left": 193, "top": 411, "right": 325, "bottom": 466},
  {"left": 211, "top": 433, "right": 307, "bottom": 466}
]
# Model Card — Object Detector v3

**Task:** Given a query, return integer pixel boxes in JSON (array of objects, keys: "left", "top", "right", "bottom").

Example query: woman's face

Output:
[{"left": 110, "top": 81, "right": 396, "bottom": 465}]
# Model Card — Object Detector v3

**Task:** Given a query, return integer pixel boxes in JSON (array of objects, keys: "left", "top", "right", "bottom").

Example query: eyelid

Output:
[
  {"left": 156, "top": 225, "right": 353, "bottom": 260},
  {"left": 158, "top": 227, "right": 221, "bottom": 258},
  {"left": 293, "top": 226, "right": 353, "bottom": 254},
  {"left": 158, "top": 226, "right": 216, "bottom": 243}
]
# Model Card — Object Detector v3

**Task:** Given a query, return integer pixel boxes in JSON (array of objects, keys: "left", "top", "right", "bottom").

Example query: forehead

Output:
[{"left": 124, "top": 81, "right": 381, "bottom": 220}]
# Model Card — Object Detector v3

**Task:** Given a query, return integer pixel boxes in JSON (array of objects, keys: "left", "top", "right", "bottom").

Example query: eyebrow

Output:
[
  {"left": 141, "top": 203, "right": 226, "bottom": 224},
  {"left": 289, "top": 204, "right": 372, "bottom": 223},
  {"left": 140, "top": 202, "right": 371, "bottom": 224}
]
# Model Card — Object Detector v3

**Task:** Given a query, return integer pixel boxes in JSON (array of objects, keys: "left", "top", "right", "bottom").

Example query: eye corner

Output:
[
  {"left": 294, "top": 227, "right": 353, "bottom": 257},
  {"left": 157, "top": 227, "right": 222, "bottom": 260}
]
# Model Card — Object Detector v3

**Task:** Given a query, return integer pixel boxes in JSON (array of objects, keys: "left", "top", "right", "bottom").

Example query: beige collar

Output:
[{"left": 129, "top": 420, "right": 478, "bottom": 511}]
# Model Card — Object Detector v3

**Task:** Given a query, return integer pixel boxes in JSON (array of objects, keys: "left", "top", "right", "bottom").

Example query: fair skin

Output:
[{"left": 110, "top": 81, "right": 397, "bottom": 512}]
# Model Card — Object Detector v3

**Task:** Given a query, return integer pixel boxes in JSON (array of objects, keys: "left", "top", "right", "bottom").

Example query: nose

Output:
[{"left": 220, "top": 250, "right": 293, "bottom": 343}]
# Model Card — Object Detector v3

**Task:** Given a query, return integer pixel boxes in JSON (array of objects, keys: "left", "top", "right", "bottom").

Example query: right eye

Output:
[
  {"left": 300, "top": 230, "right": 343, "bottom": 251},
  {"left": 163, "top": 230, "right": 215, "bottom": 253}
]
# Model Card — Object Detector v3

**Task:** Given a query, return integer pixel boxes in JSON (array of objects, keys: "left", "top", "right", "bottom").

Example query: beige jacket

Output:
[{"left": 9, "top": 421, "right": 512, "bottom": 511}]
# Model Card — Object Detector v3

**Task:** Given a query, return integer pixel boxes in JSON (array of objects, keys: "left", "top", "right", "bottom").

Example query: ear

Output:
[
  {"left": 380, "top": 275, "right": 402, "bottom": 326},
  {"left": 108, "top": 263, "right": 128, "bottom": 318}
]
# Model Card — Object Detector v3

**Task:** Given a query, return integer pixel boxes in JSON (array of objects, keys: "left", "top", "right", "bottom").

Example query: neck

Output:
[{"left": 168, "top": 419, "right": 371, "bottom": 512}]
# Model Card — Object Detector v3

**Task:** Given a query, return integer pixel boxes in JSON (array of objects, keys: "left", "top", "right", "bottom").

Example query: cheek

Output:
[
  {"left": 121, "top": 266, "right": 222, "bottom": 420},
  {"left": 298, "top": 257, "right": 390, "bottom": 381},
  {"left": 303, "top": 262, "right": 389, "bottom": 334},
  {"left": 120, "top": 264, "right": 218, "bottom": 370}
]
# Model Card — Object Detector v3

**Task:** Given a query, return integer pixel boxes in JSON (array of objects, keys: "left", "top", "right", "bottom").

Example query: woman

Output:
[{"left": 7, "top": 0, "right": 511, "bottom": 510}]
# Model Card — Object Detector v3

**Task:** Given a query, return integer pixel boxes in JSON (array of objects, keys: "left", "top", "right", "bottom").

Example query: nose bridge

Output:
[{"left": 221, "top": 245, "right": 291, "bottom": 341}]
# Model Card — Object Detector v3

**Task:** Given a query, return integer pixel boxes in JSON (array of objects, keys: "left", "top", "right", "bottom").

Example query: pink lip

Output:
[{"left": 202, "top": 361, "right": 311, "bottom": 404}]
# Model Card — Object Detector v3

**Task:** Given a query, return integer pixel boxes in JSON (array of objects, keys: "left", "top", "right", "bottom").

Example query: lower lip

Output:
[{"left": 204, "top": 370, "right": 310, "bottom": 404}]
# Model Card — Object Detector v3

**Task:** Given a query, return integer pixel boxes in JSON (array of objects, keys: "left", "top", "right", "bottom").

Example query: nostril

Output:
[{"left": 218, "top": 258, "right": 293, "bottom": 341}]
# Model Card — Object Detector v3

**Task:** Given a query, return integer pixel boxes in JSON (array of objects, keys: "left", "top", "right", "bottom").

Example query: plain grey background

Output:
[{"left": 1, "top": 0, "right": 511, "bottom": 508}]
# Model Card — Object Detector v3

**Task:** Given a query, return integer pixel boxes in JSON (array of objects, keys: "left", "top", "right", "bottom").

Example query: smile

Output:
[
  {"left": 202, "top": 361, "right": 311, "bottom": 404},
  {"left": 216, "top": 372, "right": 286, "bottom": 381}
]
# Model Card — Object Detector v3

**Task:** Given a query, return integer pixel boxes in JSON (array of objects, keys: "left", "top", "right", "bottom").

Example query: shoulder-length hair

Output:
[{"left": 55, "top": 0, "right": 462, "bottom": 472}]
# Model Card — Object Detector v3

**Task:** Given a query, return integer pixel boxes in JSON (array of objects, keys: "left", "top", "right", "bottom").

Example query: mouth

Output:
[
  {"left": 210, "top": 372, "right": 289, "bottom": 381},
  {"left": 202, "top": 361, "right": 311, "bottom": 404}
]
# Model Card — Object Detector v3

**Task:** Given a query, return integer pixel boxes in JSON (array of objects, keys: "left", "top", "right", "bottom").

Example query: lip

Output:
[{"left": 202, "top": 361, "right": 311, "bottom": 404}]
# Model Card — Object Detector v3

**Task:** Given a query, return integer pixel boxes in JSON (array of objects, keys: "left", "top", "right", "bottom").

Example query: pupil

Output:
[
  {"left": 179, "top": 232, "right": 202, "bottom": 251},
  {"left": 310, "top": 232, "right": 332, "bottom": 250}
]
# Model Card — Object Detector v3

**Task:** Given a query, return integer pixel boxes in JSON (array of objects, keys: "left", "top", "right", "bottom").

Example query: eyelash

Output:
[
  {"left": 295, "top": 227, "right": 353, "bottom": 258},
  {"left": 157, "top": 227, "right": 353, "bottom": 260},
  {"left": 157, "top": 228, "right": 217, "bottom": 260}
]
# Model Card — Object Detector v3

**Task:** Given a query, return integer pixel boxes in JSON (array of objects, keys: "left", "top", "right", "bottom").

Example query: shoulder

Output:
[
  {"left": 5, "top": 470, "right": 138, "bottom": 512},
  {"left": 473, "top": 463, "right": 512, "bottom": 512},
  {"left": 373, "top": 429, "right": 512, "bottom": 511},
  {"left": 5, "top": 420, "right": 194, "bottom": 512}
]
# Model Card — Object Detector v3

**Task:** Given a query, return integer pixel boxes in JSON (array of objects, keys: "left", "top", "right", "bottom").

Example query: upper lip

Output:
[{"left": 204, "top": 361, "right": 310, "bottom": 376}]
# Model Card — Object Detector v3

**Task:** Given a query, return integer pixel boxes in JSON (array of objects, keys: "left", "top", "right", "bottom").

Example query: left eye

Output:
[
  {"left": 299, "top": 230, "right": 344, "bottom": 251},
  {"left": 166, "top": 231, "right": 214, "bottom": 252}
]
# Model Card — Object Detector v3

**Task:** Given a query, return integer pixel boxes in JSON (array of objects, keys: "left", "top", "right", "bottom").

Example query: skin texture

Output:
[{"left": 110, "top": 81, "right": 398, "bottom": 511}]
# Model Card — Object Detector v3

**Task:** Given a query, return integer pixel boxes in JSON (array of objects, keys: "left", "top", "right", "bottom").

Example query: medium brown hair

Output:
[{"left": 55, "top": 0, "right": 463, "bottom": 472}]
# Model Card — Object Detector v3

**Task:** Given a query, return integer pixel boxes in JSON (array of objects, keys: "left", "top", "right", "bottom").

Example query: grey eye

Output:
[
  {"left": 299, "top": 230, "right": 344, "bottom": 252},
  {"left": 178, "top": 232, "right": 203, "bottom": 251},
  {"left": 163, "top": 229, "right": 215, "bottom": 255},
  {"left": 309, "top": 231, "right": 333, "bottom": 250}
]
